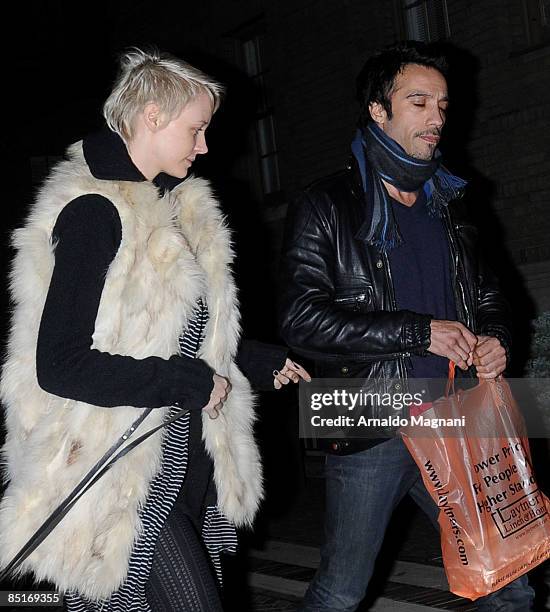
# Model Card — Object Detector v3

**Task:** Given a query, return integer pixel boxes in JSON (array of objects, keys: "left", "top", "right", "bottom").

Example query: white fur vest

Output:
[{"left": 0, "top": 143, "right": 263, "bottom": 599}]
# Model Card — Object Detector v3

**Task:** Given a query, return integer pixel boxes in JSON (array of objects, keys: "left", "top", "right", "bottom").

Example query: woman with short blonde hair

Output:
[
  {"left": 103, "top": 48, "right": 224, "bottom": 141},
  {"left": 0, "top": 48, "right": 309, "bottom": 611}
]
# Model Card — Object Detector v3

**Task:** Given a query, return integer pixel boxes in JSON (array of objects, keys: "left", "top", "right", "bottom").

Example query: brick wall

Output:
[
  {"left": 170, "top": 0, "right": 550, "bottom": 312},
  {"left": 446, "top": 0, "right": 550, "bottom": 312}
]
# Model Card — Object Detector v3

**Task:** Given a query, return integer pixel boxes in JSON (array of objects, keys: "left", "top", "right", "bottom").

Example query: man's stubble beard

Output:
[
  {"left": 410, "top": 147, "right": 436, "bottom": 161},
  {"left": 408, "top": 138, "right": 438, "bottom": 161},
  {"left": 410, "top": 129, "right": 441, "bottom": 161}
]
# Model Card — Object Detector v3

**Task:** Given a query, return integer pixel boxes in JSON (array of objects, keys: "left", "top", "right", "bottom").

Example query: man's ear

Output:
[
  {"left": 369, "top": 101, "right": 387, "bottom": 126},
  {"left": 142, "top": 103, "right": 164, "bottom": 132}
]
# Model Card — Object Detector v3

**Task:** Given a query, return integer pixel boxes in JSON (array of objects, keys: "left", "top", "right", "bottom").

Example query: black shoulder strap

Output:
[{"left": 0, "top": 406, "right": 190, "bottom": 581}]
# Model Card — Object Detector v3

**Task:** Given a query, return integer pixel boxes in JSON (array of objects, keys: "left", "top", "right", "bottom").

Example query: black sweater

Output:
[{"left": 388, "top": 191, "right": 457, "bottom": 378}]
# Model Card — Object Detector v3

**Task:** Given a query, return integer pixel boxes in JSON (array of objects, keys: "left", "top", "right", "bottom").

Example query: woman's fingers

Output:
[
  {"left": 203, "top": 374, "right": 231, "bottom": 417},
  {"left": 203, "top": 405, "right": 220, "bottom": 420},
  {"left": 273, "top": 359, "right": 312, "bottom": 388},
  {"left": 285, "top": 358, "right": 311, "bottom": 382},
  {"left": 273, "top": 370, "right": 292, "bottom": 386}
]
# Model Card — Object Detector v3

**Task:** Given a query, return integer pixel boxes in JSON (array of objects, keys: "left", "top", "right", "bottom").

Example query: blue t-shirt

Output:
[{"left": 387, "top": 190, "right": 456, "bottom": 378}]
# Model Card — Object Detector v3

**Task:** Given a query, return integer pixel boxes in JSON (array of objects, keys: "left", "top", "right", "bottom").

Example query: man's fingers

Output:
[
  {"left": 474, "top": 357, "right": 505, "bottom": 376},
  {"left": 477, "top": 367, "right": 505, "bottom": 379},
  {"left": 429, "top": 322, "right": 507, "bottom": 374},
  {"left": 474, "top": 348, "right": 505, "bottom": 368},
  {"left": 453, "top": 322, "right": 477, "bottom": 351},
  {"left": 446, "top": 338, "right": 474, "bottom": 369},
  {"left": 477, "top": 345, "right": 503, "bottom": 357},
  {"left": 475, "top": 354, "right": 506, "bottom": 379},
  {"left": 454, "top": 359, "right": 469, "bottom": 371},
  {"left": 448, "top": 350, "right": 469, "bottom": 370},
  {"left": 476, "top": 359, "right": 506, "bottom": 374},
  {"left": 474, "top": 341, "right": 496, "bottom": 359},
  {"left": 473, "top": 336, "right": 507, "bottom": 379},
  {"left": 454, "top": 346, "right": 470, "bottom": 363},
  {"left": 429, "top": 320, "right": 481, "bottom": 367},
  {"left": 462, "top": 328, "right": 478, "bottom": 351},
  {"left": 474, "top": 352, "right": 496, "bottom": 367},
  {"left": 449, "top": 337, "right": 470, "bottom": 363},
  {"left": 457, "top": 331, "right": 477, "bottom": 356},
  {"left": 476, "top": 364, "right": 499, "bottom": 373}
]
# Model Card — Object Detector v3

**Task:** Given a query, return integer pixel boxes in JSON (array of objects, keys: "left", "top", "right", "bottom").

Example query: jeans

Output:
[{"left": 301, "top": 437, "right": 535, "bottom": 612}]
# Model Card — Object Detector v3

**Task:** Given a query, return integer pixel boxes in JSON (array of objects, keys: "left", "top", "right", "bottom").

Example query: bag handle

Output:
[
  {"left": 446, "top": 359, "right": 505, "bottom": 405},
  {"left": 0, "top": 405, "right": 190, "bottom": 582},
  {"left": 445, "top": 360, "right": 456, "bottom": 397}
]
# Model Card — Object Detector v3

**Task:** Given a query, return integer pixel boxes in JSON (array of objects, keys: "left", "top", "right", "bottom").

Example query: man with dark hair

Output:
[{"left": 279, "top": 41, "right": 534, "bottom": 611}]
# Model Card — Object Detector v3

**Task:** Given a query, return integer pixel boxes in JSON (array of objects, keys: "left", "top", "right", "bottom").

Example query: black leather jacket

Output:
[{"left": 279, "top": 165, "right": 511, "bottom": 452}]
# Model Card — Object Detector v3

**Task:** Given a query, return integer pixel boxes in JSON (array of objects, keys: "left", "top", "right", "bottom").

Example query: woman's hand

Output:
[
  {"left": 273, "top": 358, "right": 312, "bottom": 390},
  {"left": 203, "top": 373, "right": 232, "bottom": 419}
]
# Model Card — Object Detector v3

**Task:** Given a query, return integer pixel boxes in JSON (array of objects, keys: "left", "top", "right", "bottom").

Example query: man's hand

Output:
[
  {"left": 273, "top": 358, "right": 312, "bottom": 390},
  {"left": 203, "top": 373, "right": 232, "bottom": 419},
  {"left": 472, "top": 335, "right": 506, "bottom": 379},
  {"left": 428, "top": 320, "right": 477, "bottom": 370}
]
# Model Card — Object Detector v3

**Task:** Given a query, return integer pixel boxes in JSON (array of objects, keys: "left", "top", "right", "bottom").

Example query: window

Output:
[
  {"left": 402, "top": 0, "right": 450, "bottom": 42},
  {"left": 523, "top": 0, "right": 550, "bottom": 46},
  {"left": 241, "top": 35, "right": 281, "bottom": 197}
]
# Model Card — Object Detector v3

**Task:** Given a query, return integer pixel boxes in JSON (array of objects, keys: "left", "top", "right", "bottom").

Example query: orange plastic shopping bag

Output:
[{"left": 400, "top": 366, "right": 550, "bottom": 600}]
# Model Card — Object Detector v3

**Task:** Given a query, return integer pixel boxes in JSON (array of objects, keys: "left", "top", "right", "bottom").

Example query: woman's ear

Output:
[
  {"left": 142, "top": 103, "right": 164, "bottom": 132},
  {"left": 369, "top": 101, "right": 387, "bottom": 126}
]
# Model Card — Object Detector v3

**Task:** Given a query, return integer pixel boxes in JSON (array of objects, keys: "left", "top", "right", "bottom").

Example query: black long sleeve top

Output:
[{"left": 36, "top": 194, "right": 216, "bottom": 409}]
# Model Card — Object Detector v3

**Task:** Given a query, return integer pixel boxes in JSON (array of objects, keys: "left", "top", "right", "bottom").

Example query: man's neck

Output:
[{"left": 381, "top": 179, "right": 418, "bottom": 207}]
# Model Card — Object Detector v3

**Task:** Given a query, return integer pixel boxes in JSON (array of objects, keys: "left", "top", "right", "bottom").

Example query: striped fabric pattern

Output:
[
  {"left": 65, "top": 298, "right": 237, "bottom": 611},
  {"left": 202, "top": 506, "right": 238, "bottom": 583}
]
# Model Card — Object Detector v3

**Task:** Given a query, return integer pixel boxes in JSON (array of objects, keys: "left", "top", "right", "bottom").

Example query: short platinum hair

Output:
[{"left": 103, "top": 48, "right": 224, "bottom": 141}]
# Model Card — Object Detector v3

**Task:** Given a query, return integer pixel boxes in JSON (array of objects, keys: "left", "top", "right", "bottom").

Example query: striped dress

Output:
[{"left": 65, "top": 298, "right": 237, "bottom": 612}]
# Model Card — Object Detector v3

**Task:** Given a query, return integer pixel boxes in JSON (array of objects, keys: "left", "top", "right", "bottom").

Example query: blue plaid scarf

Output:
[{"left": 351, "top": 122, "right": 467, "bottom": 251}]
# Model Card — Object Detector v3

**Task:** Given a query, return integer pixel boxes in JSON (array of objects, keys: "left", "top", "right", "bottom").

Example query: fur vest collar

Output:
[{"left": 0, "top": 142, "right": 262, "bottom": 599}]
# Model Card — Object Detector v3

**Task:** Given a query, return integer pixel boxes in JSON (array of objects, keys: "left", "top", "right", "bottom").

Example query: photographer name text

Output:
[{"left": 310, "top": 414, "right": 466, "bottom": 428}]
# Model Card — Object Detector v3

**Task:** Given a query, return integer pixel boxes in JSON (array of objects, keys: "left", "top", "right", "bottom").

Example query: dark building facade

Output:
[
  {"left": 161, "top": 0, "right": 550, "bottom": 315},
  {"left": 5, "top": 0, "right": 550, "bottom": 325}
]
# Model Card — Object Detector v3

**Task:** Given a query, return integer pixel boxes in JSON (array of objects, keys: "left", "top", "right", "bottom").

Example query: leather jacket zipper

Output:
[
  {"left": 382, "top": 251, "right": 410, "bottom": 378},
  {"left": 334, "top": 293, "right": 369, "bottom": 305},
  {"left": 442, "top": 210, "right": 473, "bottom": 330}
]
